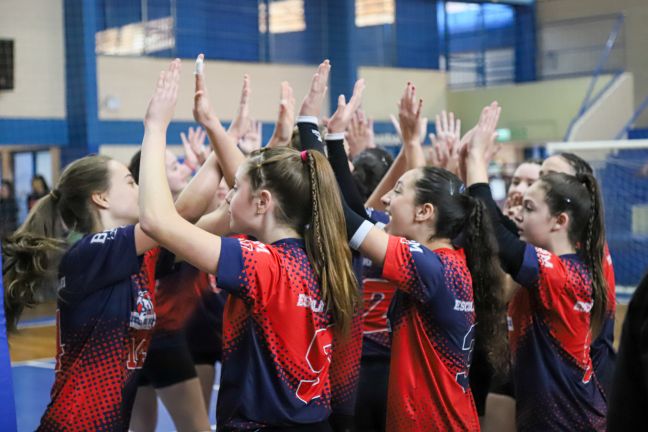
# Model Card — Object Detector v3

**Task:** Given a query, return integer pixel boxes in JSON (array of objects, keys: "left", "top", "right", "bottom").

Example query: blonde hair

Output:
[{"left": 245, "top": 147, "right": 359, "bottom": 333}]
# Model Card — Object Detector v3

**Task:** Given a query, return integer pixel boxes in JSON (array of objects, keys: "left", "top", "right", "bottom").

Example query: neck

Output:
[
  {"left": 409, "top": 230, "right": 453, "bottom": 251},
  {"left": 255, "top": 224, "right": 301, "bottom": 245},
  {"left": 97, "top": 212, "right": 129, "bottom": 234},
  {"left": 546, "top": 235, "right": 577, "bottom": 256},
  {"left": 425, "top": 237, "right": 454, "bottom": 251}
]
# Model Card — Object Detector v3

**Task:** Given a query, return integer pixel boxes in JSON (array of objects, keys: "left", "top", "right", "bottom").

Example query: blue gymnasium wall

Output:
[{"left": 1, "top": 0, "right": 535, "bottom": 162}]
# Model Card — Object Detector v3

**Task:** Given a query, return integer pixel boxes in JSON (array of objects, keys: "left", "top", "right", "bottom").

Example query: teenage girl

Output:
[
  {"left": 3, "top": 154, "right": 160, "bottom": 430},
  {"left": 464, "top": 103, "right": 608, "bottom": 430},
  {"left": 138, "top": 58, "right": 358, "bottom": 431},
  {"left": 331, "top": 83, "right": 508, "bottom": 432}
]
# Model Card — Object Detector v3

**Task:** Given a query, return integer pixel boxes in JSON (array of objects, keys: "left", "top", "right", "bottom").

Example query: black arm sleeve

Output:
[
  {"left": 325, "top": 138, "right": 367, "bottom": 218},
  {"left": 297, "top": 121, "right": 325, "bottom": 154},
  {"left": 467, "top": 183, "right": 527, "bottom": 277}
]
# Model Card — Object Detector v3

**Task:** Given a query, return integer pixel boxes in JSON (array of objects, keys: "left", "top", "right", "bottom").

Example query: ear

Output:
[
  {"left": 256, "top": 189, "right": 272, "bottom": 215},
  {"left": 90, "top": 191, "right": 110, "bottom": 210},
  {"left": 551, "top": 212, "right": 570, "bottom": 232},
  {"left": 414, "top": 202, "right": 435, "bottom": 223}
]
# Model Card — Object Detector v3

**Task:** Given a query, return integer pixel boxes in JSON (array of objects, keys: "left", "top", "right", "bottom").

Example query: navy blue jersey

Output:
[
  {"left": 383, "top": 236, "right": 479, "bottom": 432},
  {"left": 216, "top": 237, "right": 334, "bottom": 430},
  {"left": 38, "top": 225, "right": 158, "bottom": 431},
  {"left": 509, "top": 244, "right": 607, "bottom": 431},
  {"left": 185, "top": 277, "right": 228, "bottom": 362}
]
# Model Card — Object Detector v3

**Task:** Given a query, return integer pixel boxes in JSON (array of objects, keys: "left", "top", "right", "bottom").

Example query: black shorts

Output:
[
  {"left": 191, "top": 349, "right": 221, "bottom": 366},
  {"left": 355, "top": 355, "right": 390, "bottom": 432},
  {"left": 490, "top": 375, "right": 515, "bottom": 398},
  {"left": 138, "top": 331, "right": 197, "bottom": 388}
]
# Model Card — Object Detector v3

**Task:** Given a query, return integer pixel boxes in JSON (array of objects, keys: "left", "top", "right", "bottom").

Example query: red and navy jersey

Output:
[
  {"left": 508, "top": 244, "right": 607, "bottom": 431},
  {"left": 153, "top": 261, "right": 208, "bottom": 333},
  {"left": 361, "top": 208, "right": 395, "bottom": 358},
  {"left": 590, "top": 244, "right": 616, "bottom": 395},
  {"left": 361, "top": 259, "right": 396, "bottom": 358},
  {"left": 382, "top": 236, "right": 479, "bottom": 432},
  {"left": 185, "top": 275, "right": 228, "bottom": 361},
  {"left": 216, "top": 237, "right": 334, "bottom": 430},
  {"left": 38, "top": 225, "right": 159, "bottom": 431},
  {"left": 328, "top": 253, "right": 365, "bottom": 418}
]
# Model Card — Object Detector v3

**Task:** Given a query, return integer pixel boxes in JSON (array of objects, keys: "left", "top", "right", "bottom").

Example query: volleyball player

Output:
[
  {"left": 138, "top": 58, "right": 358, "bottom": 431},
  {"left": 464, "top": 102, "right": 608, "bottom": 430},
  {"left": 330, "top": 82, "right": 508, "bottom": 431}
]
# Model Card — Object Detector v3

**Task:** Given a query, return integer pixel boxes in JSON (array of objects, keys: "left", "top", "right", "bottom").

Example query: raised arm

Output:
[
  {"left": 398, "top": 82, "right": 427, "bottom": 170},
  {"left": 325, "top": 78, "right": 367, "bottom": 217},
  {"left": 139, "top": 59, "right": 222, "bottom": 275},
  {"left": 192, "top": 54, "right": 246, "bottom": 188},
  {"left": 463, "top": 102, "right": 525, "bottom": 277},
  {"left": 267, "top": 82, "right": 296, "bottom": 148},
  {"left": 295, "top": 60, "right": 331, "bottom": 153},
  {"left": 174, "top": 150, "right": 223, "bottom": 223}
]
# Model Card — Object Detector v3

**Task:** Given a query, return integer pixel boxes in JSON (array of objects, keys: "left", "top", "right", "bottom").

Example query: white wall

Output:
[
  {"left": 97, "top": 56, "right": 327, "bottom": 122},
  {"left": 359, "top": 66, "right": 447, "bottom": 121},
  {"left": 538, "top": 0, "right": 648, "bottom": 127},
  {"left": 0, "top": 0, "right": 66, "bottom": 118},
  {"left": 568, "top": 73, "right": 634, "bottom": 141}
]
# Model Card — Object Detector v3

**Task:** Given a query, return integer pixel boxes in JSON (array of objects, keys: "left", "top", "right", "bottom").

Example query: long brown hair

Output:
[
  {"left": 2, "top": 155, "right": 112, "bottom": 330},
  {"left": 540, "top": 172, "right": 608, "bottom": 335},
  {"left": 414, "top": 167, "right": 509, "bottom": 375},
  {"left": 244, "top": 147, "right": 359, "bottom": 333}
]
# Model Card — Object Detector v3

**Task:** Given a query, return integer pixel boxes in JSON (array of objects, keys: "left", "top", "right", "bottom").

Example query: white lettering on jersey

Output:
[
  {"left": 89, "top": 228, "right": 119, "bottom": 244},
  {"left": 454, "top": 299, "right": 474, "bottom": 312},
  {"left": 573, "top": 301, "right": 594, "bottom": 313},
  {"left": 57, "top": 276, "right": 66, "bottom": 292},
  {"left": 536, "top": 248, "right": 554, "bottom": 269},
  {"left": 507, "top": 315, "right": 514, "bottom": 331},
  {"left": 406, "top": 240, "right": 423, "bottom": 254},
  {"left": 239, "top": 239, "right": 271, "bottom": 254},
  {"left": 297, "top": 293, "right": 325, "bottom": 313}
]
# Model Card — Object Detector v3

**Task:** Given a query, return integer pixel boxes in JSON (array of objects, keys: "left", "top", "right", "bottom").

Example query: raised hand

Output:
[
  {"left": 463, "top": 101, "right": 502, "bottom": 186},
  {"left": 327, "top": 78, "right": 365, "bottom": 134},
  {"left": 145, "top": 59, "right": 181, "bottom": 130},
  {"left": 300, "top": 60, "right": 331, "bottom": 118},
  {"left": 346, "top": 110, "right": 375, "bottom": 159},
  {"left": 469, "top": 101, "right": 502, "bottom": 162},
  {"left": 398, "top": 82, "right": 425, "bottom": 146},
  {"left": 428, "top": 111, "right": 461, "bottom": 174},
  {"left": 192, "top": 54, "right": 217, "bottom": 127},
  {"left": 238, "top": 120, "right": 262, "bottom": 155},
  {"left": 181, "top": 126, "right": 208, "bottom": 169},
  {"left": 228, "top": 75, "right": 252, "bottom": 140},
  {"left": 268, "top": 82, "right": 296, "bottom": 148}
]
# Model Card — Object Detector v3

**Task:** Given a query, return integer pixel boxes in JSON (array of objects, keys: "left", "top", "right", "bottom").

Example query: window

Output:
[
  {"left": 259, "top": 0, "right": 306, "bottom": 34},
  {"left": 355, "top": 0, "right": 395, "bottom": 27},
  {"left": 96, "top": 16, "right": 174, "bottom": 55}
]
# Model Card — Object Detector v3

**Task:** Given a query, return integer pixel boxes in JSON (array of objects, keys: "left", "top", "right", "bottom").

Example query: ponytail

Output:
[
  {"left": 304, "top": 150, "right": 359, "bottom": 334},
  {"left": 414, "top": 167, "right": 508, "bottom": 375},
  {"left": 461, "top": 195, "right": 509, "bottom": 375},
  {"left": 2, "top": 155, "right": 112, "bottom": 331},
  {"left": 578, "top": 173, "right": 608, "bottom": 336},
  {"left": 245, "top": 148, "right": 359, "bottom": 334},
  {"left": 3, "top": 194, "right": 66, "bottom": 330}
]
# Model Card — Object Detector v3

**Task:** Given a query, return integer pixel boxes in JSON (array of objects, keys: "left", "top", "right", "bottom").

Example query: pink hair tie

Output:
[{"left": 301, "top": 150, "right": 309, "bottom": 162}]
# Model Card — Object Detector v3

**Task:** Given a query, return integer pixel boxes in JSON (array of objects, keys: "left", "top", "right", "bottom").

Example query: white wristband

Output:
[
  {"left": 349, "top": 220, "right": 374, "bottom": 250},
  {"left": 296, "top": 116, "right": 318, "bottom": 125},
  {"left": 325, "top": 132, "right": 345, "bottom": 141}
]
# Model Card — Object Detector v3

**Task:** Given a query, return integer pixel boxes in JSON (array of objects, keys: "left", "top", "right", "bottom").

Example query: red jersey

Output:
[{"left": 382, "top": 236, "right": 479, "bottom": 432}]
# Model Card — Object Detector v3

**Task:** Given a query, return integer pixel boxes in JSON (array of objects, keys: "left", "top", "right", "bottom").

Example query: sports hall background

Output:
[{"left": 1, "top": 0, "right": 647, "bottom": 430}]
